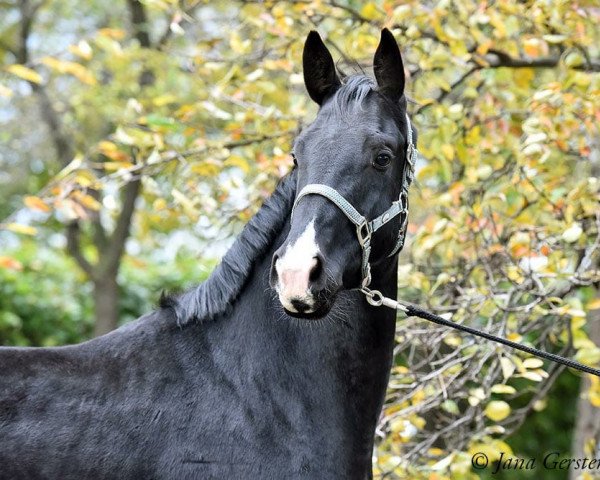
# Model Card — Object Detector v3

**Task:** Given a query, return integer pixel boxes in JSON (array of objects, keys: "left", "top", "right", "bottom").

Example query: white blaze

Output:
[{"left": 275, "top": 219, "right": 319, "bottom": 312}]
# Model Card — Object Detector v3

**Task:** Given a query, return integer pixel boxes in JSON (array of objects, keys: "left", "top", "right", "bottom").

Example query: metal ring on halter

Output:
[
  {"left": 360, "top": 287, "right": 384, "bottom": 306},
  {"left": 357, "top": 221, "right": 371, "bottom": 246}
]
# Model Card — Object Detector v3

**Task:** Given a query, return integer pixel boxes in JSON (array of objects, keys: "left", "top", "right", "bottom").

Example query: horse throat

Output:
[{"left": 208, "top": 218, "right": 399, "bottom": 473}]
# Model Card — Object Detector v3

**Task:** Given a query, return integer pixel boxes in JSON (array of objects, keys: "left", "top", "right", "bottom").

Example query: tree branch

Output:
[
  {"left": 416, "top": 65, "right": 481, "bottom": 114},
  {"left": 486, "top": 49, "right": 600, "bottom": 72},
  {"left": 66, "top": 222, "right": 97, "bottom": 279},
  {"left": 416, "top": 48, "right": 600, "bottom": 114},
  {"left": 327, "top": 0, "right": 371, "bottom": 23},
  {"left": 0, "top": 38, "right": 17, "bottom": 57},
  {"left": 156, "top": 1, "right": 203, "bottom": 49},
  {"left": 126, "top": 0, "right": 151, "bottom": 48},
  {"left": 31, "top": 84, "right": 75, "bottom": 164},
  {"left": 14, "top": 0, "right": 112, "bottom": 275},
  {"left": 15, "top": 0, "right": 74, "bottom": 166},
  {"left": 102, "top": 178, "right": 141, "bottom": 275}
]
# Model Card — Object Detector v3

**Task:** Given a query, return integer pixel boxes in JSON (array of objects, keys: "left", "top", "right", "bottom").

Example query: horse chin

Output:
[{"left": 282, "top": 299, "right": 333, "bottom": 320}]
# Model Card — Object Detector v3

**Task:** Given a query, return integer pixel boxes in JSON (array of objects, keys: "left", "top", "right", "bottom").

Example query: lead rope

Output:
[{"left": 362, "top": 289, "right": 600, "bottom": 377}]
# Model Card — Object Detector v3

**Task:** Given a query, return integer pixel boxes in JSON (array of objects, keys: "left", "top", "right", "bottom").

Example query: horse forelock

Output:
[
  {"left": 327, "top": 74, "right": 409, "bottom": 132},
  {"left": 160, "top": 169, "right": 298, "bottom": 327},
  {"left": 332, "top": 75, "right": 375, "bottom": 115}
]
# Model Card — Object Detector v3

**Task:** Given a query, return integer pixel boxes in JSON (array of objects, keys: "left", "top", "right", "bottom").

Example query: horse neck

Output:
[{"left": 201, "top": 222, "right": 398, "bottom": 465}]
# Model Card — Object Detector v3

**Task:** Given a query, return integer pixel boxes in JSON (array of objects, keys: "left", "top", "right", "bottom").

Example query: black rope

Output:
[{"left": 404, "top": 304, "right": 600, "bottom": 377}]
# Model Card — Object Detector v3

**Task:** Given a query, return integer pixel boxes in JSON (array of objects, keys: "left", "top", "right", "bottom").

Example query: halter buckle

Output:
[
  {"left": 407, "top": 142, "right": 414, "bottom": 164},
  {"left": 357, "top": 221, "right": 372, "bottom": 246},
  {"left": 398, "top": 191, "right": 409, "bottom": 212}
]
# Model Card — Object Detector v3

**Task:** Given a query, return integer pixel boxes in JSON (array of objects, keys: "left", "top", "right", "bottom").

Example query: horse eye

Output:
[
  {"left": 291, "top": 152, "right": 298, "bottom": 166},
  {"left": 373, "top": 153, "right": 391, "bottom": 170}
]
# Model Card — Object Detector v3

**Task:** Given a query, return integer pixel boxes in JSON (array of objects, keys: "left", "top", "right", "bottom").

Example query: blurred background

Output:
[{"left": 0, "top": 0, "right": 599, "bottom": 478}]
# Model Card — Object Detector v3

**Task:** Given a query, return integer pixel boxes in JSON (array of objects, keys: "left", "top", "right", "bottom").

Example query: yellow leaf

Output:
[
  {"left": 172, "top": 189, "right": 198, "bottom": 218},
  {"left": 574, "top": 347, "right": 600, "bottom": 366},
  {"left": 514, "top": 68, "right": 534, "bottom": 88},
  {"left": 490, "top": 384, "right": 517, "bottom": 395},
  {"left": 66, "top": 63, "right": 96, "bottom": 85},
  {"left": 98, "top": 140, "right": 130, "bottom": 162},
  {"left": 507, "top": 265, "right": 524, "bottom": 284},
  {"left": 74, "top": 172, "right": 95, "bottom": 188},
  {"left": 543, "top": 34, "right": 567, "bottom": 44},
  {"left": 500, "top": 356, "right": 515, "bottom": 380},
  {"left": 360, "top": 2, "right": 382, "bottom": 20},
  {"left": 153, "top": 94, "right": 178, "bottom": 107},
  {"left": 588, "top": 376, "right": 600, "bottom": 407},
  {"left": 589, "top": 393, "right": 600, "bottom": 408},
  {"left": 443, "top": 334, "right": 462, "bottom": 347},
  {"left": 102, "top": 161, "right": 134, "bottom": 171},
  {"left": 523, "top": 38, "right": 541, "bottom": 57},
  {"left": 6, "top": 64, "right": 43, "bottom": 84},
  {"left": 507, "top": 332, "right": 522, "bottom": 342},
  {"left": 468, "top": 439, "right": 512, "bottom": 462},
  {"left": 430, "top": 453, "right": 455, "bottom": 471},
  {"left": 519, "top": 370, "right": 543, "bottom": 382},
  {"left": 68, "top": 40, "right": 93, "bottom": 60},
  {"left": 0, "top": 83, "right": 13, "bottom": 98},
  {"left": 587, "top": 299, "right": 600, "bottom": 310},
  {"left": 153, "top": 198, "right": 167, "bottom": 211},
  {"left": 191, "top": 162, "right": 220, "bottom": 177},
  {"left": 412, "top": 415, "right": 426, "bottom": 429},
  {"left": 98, "top": 140, "right": 118, "bottom": 152},
  {"left": 224, "top": 155, "right": 250, "bottom": 173},
  {"left": 441, "top": 144, "right": 455, "bottom": 160},
  {"left": 428, "top": 448, "right": 446, "bottom": 456},
  {"left": 40, "top": 57, "right": 96, "bottom": 85},
  {"left": 523, "top": 358, "right": 544, "bottom": 369},
  {"left": 229, "top": 31, "right": 250, "bottom": 54},
  {"left": 484, "top": 400, "right": 511, "bottom": 422},
  {"left": 3, "top": 223, "right": 37, "bottom": 236},
  {"left": 562, "top": 223, "right": 583, "bottom": 243},
  {"left": 476, "top": 40, "right": 493, "bottom": 55},
  {"left": 24, "top": 196, "right": 51, "bottom": 212},
  {"left": 73, "top": 192, "right": 102, "bottom": 211},
  {"left": 98, "top": 28, "right": 126, "bottom": 40}
]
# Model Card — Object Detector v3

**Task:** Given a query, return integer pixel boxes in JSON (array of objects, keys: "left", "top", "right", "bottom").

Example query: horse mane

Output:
[{"left": 160, "top": 169, "right": 297, "bottom": 326}]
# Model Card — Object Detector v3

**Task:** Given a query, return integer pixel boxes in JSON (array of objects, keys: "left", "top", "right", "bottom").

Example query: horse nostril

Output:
[
  {"left": 270, "top": 254, "right": 280, "bottom": 286},
  {"left": 309, "top": 256, "right": 323, "bottom": 283}
]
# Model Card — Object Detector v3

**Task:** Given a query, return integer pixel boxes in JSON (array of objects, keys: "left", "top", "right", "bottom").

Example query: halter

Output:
[{"left": 292, "top": 113, "right": 417, "bottom": 304}]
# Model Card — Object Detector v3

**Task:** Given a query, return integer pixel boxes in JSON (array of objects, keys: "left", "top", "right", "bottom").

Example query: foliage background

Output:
[{"left": 0, "top": 0, "right": 599, "bottom": 478}]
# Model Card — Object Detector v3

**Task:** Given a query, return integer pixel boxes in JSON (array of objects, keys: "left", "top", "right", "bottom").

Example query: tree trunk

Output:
[
  {"left": 570, "top": 294, "right": 600, "bottom": 479},
  {"left": 93, "top": 275, "right": 120, "bottom": 337}
]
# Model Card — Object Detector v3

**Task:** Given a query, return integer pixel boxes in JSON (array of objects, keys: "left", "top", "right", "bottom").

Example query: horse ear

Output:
[
  {"left": 303, "top": 31, "right": 341, "bottom": 105},
  {"left": 373, "top": 28, "right": 405, "bottom": 102}
]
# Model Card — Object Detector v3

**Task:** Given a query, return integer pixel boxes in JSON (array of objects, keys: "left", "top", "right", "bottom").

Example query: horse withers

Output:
[{"left": 0, "top": 29, "right": 415, "bottom": 480}]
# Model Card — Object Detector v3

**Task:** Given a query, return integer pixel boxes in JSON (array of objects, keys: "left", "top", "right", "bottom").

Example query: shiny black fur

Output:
[{"left": 0, "top": 29, "right": 412, "bottom": 479}]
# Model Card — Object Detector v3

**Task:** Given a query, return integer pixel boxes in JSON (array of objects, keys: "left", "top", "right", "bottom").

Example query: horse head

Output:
[{"left": 270, "top": 29, "right": 416, "bottom": 319}]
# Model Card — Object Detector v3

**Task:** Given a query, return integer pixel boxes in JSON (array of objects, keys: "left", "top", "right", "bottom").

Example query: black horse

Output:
[{"left": 0, "top": 29, "right": 416, "bottom": 479}]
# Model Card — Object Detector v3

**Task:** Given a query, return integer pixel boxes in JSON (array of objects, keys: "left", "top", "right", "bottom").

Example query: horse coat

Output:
[{"left": 0, "top": 28, "right": 413, "bottom": 480}]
